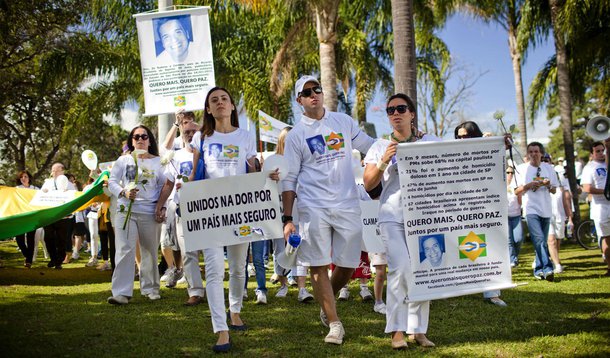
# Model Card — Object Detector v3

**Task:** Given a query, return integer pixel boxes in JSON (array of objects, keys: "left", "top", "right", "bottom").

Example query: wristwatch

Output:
[{"left": 281, "top": 215, "right": 293, "bottom": 224}]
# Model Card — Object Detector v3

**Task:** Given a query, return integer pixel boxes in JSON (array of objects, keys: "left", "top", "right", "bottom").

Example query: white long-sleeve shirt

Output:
[
  {"left": 108, "top": 155, "right": 165, "bottom": 214},
  {"left": 282, "top": 109, "right": 374, "bottom": 209}
]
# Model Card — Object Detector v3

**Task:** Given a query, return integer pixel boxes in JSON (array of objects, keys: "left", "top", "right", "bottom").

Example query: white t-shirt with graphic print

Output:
[
  {"left": 282, "top": 109, "right": 374, "bottom": 209},
  {"left": 581, "top": 160, "right": 609, "bottom": 221},
  {"left": 164, "top": 148, "right": 194, "bottom": 204},
  {"left": 190, "top": 128, "right": 256, "bottom": 179},
  {"left": 512, "top": 162, "right": 559, "bottom": 218}
]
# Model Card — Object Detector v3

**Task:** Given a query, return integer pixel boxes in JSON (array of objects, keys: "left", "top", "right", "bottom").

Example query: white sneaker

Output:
[
  {"left": 298, "top": 288, "right": 314, "bottom": 303},
  {"left": 255, "top": 289, "right": 267, "bottom": 304},
  {"left": 160, "top": 267, "right": 175, "bottom": 282},
  {"left": 373, "top": 302, "right": 387, "bottom": 314},
  {"left": 107, "top": 295, "right": 129, "bottom": 305},
  {"left": 287, "top": 277, "right": 297, "bottom": 286},
  {"left": 96, "top": 261, "right": 111, "bottom": 271},
  {"left": 86, "top": 257, "right": 98, "bottom": 267},
  {"left": 72, "top": 251, "right": 80, "bottom": 260},
  {"left": 166, "top": 269, "right": 182, "bottom": 288},
  {"left": 276, "top": 285, "right": 288, "bottom": 298},
  {"left": 177, "top": 275, "right": 187, "bottom": 285},
  {"left": 144, "top": 293, "right": 161, "bottom": 301},
  {"left": 338, "top": 286, "right": 350, "bottom": 301},
  {"left": 324, "top": 321, "right": 345, "bottom": 345},
  {"left": 554, "top": 263, "right": 563, "bottom": 274},
  {"left": 359, "top": 287, "right": 373, "bottom": 301}
]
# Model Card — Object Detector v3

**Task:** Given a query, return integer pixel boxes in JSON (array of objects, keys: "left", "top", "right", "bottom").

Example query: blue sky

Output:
[{"left": 365, "top": 12, "right": 558, "bottom": 143}]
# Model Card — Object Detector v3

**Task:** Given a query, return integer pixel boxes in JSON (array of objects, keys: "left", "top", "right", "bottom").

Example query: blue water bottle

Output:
[{"left": 287, "top": 233, "right": 301, "bottom": 254}]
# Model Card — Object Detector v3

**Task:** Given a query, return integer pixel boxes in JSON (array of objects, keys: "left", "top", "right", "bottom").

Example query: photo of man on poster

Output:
[{"left": 153, "top": 15, "right": 202, "bottom": 64}]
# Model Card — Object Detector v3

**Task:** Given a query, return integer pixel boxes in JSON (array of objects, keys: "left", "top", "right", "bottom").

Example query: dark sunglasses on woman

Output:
[{"left": 386, "top": 105, "right": 409, "bottom": 115}]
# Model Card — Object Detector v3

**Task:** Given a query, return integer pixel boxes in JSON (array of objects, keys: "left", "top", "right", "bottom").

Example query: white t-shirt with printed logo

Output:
[
  {"left": 164, "top": 148, "right": 194, "bottom": 204},
  {"left": 190, "top": 128, "right": 256, "bottom": 179},
  {"left": 512, "top": 162, "right": 559, "bottom": 218},
  {"left": 363, "top": 135, "right": 440, "bottom": 224},
  {"left": 108, "top": 155, "right": 166, "bottom": 215},
  {"left": 581, "top": 160, "right": 609, "bottom": 221},
  {"left": 282, "top": 110, "right": 374, "bottom": 209}
]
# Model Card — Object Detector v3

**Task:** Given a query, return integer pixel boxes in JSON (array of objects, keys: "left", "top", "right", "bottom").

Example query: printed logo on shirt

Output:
[
  {"left": 125, "top": 165, "right": 137, "bottom": 181},
  {"left": 458, "top": 231, "right": 487, "bottom": 261},
  {"left": 179, "top": 161, "right": 193, "bottom": 176},
  {"left": 224, "top": 145, "right": 239, "bottom": 158},
  {"left": 596, "top": 167, "right": 607, "bottom": 177},
  {"left": 208, "top": 143, "right": 223, "bottom": 159},
  {"left": 325, "top": 132, "right": 345, "bottom": 151},
  {"left": 306, "top": 135, "right": 326, "bottom": 155}
]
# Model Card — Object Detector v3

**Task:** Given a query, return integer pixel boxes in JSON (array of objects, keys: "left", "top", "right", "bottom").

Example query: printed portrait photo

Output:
[{"left": 306, "top": 135, "right": 326, "bottom": 155}]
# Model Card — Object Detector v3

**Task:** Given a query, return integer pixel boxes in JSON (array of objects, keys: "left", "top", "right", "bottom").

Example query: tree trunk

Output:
[
  {"left": 313, "top": 0, "right": 340, "bottom": 111},
  {"left": 391, "top": 0, "right": 417, "bottom": 127},
  {"left": 508, "top": 26, "right": 528, "bottom": 157},
  {"left": 549, "top": 0, "right": 580, "bottom": 225}
]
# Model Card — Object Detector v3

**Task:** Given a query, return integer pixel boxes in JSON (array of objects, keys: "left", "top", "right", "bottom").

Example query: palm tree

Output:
[
  {"left": 461, "top": 0, "right": 529, "bottom": 156},
  {"left": 391, "top": 0, "right": 417, "bottom": 106},
  {"left": 522, "top": 1, "right": 610, "bottom": 224}
]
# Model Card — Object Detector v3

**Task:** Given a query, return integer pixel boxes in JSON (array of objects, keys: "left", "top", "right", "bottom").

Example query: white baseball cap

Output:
[{"left": 294, "top": 75, "right": 320, "bottom": 99}]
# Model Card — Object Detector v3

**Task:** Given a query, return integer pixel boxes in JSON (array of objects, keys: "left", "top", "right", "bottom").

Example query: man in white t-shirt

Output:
[
  {"left": 156, "top": 121, "right": 204, "bottom": 303},
  {"left": 41, "top": 162, "right": 77, "bottom": 269},
  {"left": 581, "top": 140, "right": 610, "bottom": 276},
  {"left": 513, "top": 142, "right": 559, "bottom": 281},
  {"left": 161, "top": 110, "right": 196, "bottom": 151},
  {"left": 544, "top": 154, "right": 573, "bottom": 274},
  {"left": 282, "top": 75, "right": 374, "bottom": 345}
]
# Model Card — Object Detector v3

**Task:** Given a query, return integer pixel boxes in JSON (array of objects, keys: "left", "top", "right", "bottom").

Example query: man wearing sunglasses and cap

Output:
[
  {"left": 513, "top": 142, "right": 559, "bottom": 281},
  {"left": 281, "top": 75, "right": 374, "bottom": 345}
]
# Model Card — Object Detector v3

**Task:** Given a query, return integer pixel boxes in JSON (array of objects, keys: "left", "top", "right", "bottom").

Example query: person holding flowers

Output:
[{"left": 107, "top": 125, "right": 167, "bottom": 305}]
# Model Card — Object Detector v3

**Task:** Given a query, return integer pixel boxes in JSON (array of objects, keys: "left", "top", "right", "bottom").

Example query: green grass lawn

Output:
[{"left": 0, "top": 239, "right": 609, "bottom": 357}]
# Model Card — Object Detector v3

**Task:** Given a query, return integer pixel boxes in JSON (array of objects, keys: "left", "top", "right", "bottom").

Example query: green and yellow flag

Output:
[{"left": 0, "top": 171, "right": 109, "bottom": 240}]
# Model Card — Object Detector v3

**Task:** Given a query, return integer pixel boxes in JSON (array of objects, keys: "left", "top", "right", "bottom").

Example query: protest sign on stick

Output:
[
  {"left": 134, "top": 7, "right": 215, "bottom": 116},
  {"left": 180, "top": 172, "right": 283, "bottom": 251},
  {"left": 396, "top": 137, "right": 515, "bottom": 301}
]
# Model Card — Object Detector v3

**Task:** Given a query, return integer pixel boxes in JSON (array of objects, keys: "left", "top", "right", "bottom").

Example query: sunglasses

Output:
[
  {"left": 133, "top": 134, "right": 149, "bottom": 141},
  {"left": 536, "top": 167, "right": 541, "bottom": 177},
  {"left": 506, "top": 171, "right": 514, "bottom": 174},
  {"left": 299, "top": 86, "right": 323, "bottom": 98},
  {"left": 386, "top": 105, "right": 409, "bottom": 115}
]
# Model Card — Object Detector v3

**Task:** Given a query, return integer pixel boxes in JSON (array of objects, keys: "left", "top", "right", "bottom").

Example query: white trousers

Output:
[
  {"left": 111, "top": 212, "right": 161, "bottom": 297},
  {"left": 380, "top": 221, "right": 430, "bottom": 334},
  {"left": 203, "top": 242, "right": 248, "bottom": 333},
  {"left": 88, "top": 216, "right": 99, "bottom": 258},
  {"left": 176, "top": 216, "right": 205, "bottom": 298}
]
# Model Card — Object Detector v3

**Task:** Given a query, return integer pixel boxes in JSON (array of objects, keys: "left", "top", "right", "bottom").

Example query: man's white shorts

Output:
[
  {"left": 296, "top": 206, "right": 362, "bottom": 268},
  {"left": 369, "top": 252, "right": 387, "bottom": 266},
  {"left": 549, "top": 217, "right": 566, "bottom": 239}
]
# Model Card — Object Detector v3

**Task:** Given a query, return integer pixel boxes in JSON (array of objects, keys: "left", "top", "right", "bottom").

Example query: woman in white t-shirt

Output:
[
  {"left": 363, "top": 93, "right": 439, "bottom": 350},
  {"left": 189, "top": 87, "right": 267, "bottom": 353},
  {"left": 107, "top": 125, "right": 167, "bottom": 305}
]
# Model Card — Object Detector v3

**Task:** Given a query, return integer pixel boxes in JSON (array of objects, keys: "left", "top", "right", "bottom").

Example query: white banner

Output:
[
  {"left": 359, "top": 200, "right": 385, "bottom": 253},
  {"left": 134, "top": 7, "right": 215, "bottom": 116},
  {"left": 397, "top": 137, "right": 515, "bottom": 301},
  {"left": 258, "top": 110, "right": 290, "bottom": 144},
  {"left": 30, "top": 190, "right": 77, "bottom": 207},
  {"left": 180, "top": 172, "right": 283, "bottom": 251}
]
